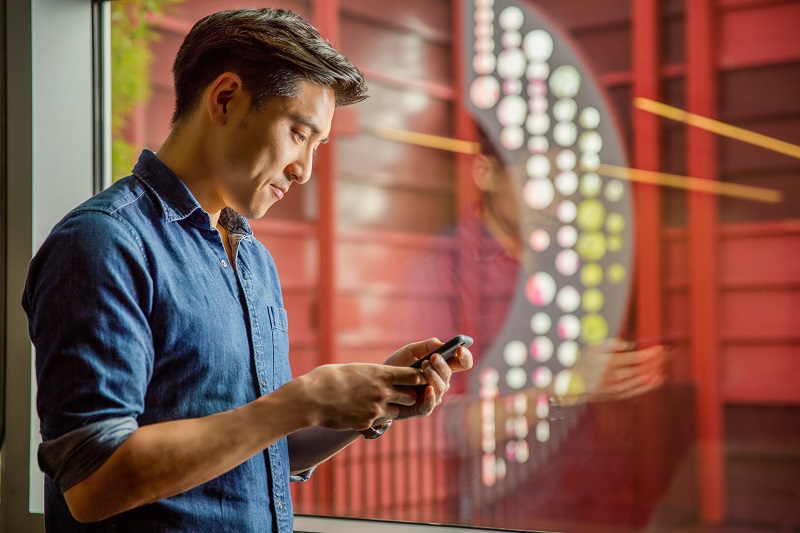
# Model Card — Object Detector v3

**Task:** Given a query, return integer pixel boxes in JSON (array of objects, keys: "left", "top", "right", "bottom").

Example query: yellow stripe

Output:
[{"left": 364, "top": 124, "right": 481, "bottom": 155}]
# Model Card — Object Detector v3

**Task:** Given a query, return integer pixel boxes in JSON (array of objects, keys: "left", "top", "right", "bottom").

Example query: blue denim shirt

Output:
[{"left": 23, "top": 150, "right": 306, "bottom": 532}]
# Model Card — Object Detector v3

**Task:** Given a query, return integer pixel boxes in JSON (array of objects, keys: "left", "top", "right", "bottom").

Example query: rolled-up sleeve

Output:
[{"left": 23, "top": 209, "right": 154, "bottom": 493}]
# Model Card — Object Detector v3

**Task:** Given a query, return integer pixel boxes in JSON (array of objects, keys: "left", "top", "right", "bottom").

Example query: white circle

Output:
[
  {"left": 525, "top": 154, "right": 551, "bottom": 178},
  {"left": 514, "top": 440, "right": 530, "bottom": 462},
  {"left": 554, "top": 122, "right": 578, "bottom": 147},
  {"left": 530, "top": 335, "right": 554, "bottom": 362},
  {"left": 497, "top": 95, "right": 527, "bottom": 126},
  {"left": 555, "top": 249, "right": 580, "bottom": 276},
  {"left": 524, "top": 178, "right": 555, "bottom": 211},
  {"left": 480, "top": 367, "right": 500, "bottom": 385},
  {"left": 556, "top": 285, "right": 581, "bottom": 313},
  {"left": 535, "top": 420, "right": 550, "bottom": 442},
  {"left": 474, "top": 24, "right": 493, "bottom": 40},
  {"left": 523, "top": 30, "right": 553, "bottom": 61},
  {"left": 555, "top": 171, "right": 579, "bottom": 196},
  {"left": 528, "top": 136, "right": 549, "bottom": 154},
  {"left": 580, "top": 107, "right": 601, "bottom": 129},
  {"left": 557, "top": 315, "right": 581, "bottom": 341},
  {"left": 553, "top": 370, "right": 573, "bottom": 397},
  {"left": 503, "top": 340, "right": 528, "bottom": 367},
  {"left": 475, "top": 38, "right": 495, "bottom": 54},
  {"left": 556, "top": 225, "right": 578, "bottom": 248},
  {"left": 473, "top": 53, "right": 497, "bottom": 75},
  {"left": 580, "top": 152, "right": 601, "bottom": 171},
  {"left": 529, "top": 228, "right": 551, "bottom": 252},
  {"left": 506, "top": 367, "right": 528, "bottom": 389},
  {"left": 530, "top": 312, "right": 552, "bottom": 335},
  {"left": 536, "top": 393, "right": 550, "bottom": 418},
  {"left": 556, "top": 200, "right": 577, "bottom": 223},
  {"left": 579, "top": 130, "right": 603, "bottom": 153},
  {"left": 605, "top": 179, "right": 624, "bottom": 202},
  {"left": 527, "top": 271, "right": 557, "bottom": 306},
  {"left": 553, "top": 98, "right": 577, "bottom": 122},
  {"left": 529, "top": 95, "right": 548, "bottom": 113},
  {"left": 499, "top": 5, "right": 524, "bottom": 30},
  {"left": 532, "top": 366, "right": 553, "bottom": 388},
  {"left": 581, "top": 172, "right": 602, "bottom": 197},
  {"left": 549, "top": 65, "right": 582, "bottom": 98},
  {"left": 525, "top": 113, "right": 550, "bottom": 135},
  {"left": 557, "top": 341, "right": 580, "bottom": 367},
  {"left": 501, "top": 126, "right": 524, "bottom": 150},
  {"left": 526, "top": 61, "right": 550, "bottom": 80},
  {"left": 502, "top": 30, "right": 522, "bottom": 49},
  {"left": 470, "top": 76, "right": 501, "bottom": 109},
  {"left": 503, "top": 79, "right": 523, "bottom": 96},
  {"left": 555, "top": 150, "right": 577, "bottom": 171},
  {"left": 497, "top": 48, "right": 527, "bottom": 80}
]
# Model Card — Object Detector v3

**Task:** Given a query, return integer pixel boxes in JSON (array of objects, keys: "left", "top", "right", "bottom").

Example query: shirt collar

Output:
[{"left": 132, "top": 149, "right": 252, "bottom": 236}]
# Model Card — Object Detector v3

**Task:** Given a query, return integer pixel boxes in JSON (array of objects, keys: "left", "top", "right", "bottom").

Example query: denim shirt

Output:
[{"left": 23, "top": 150, "right": 306, "bottom": 532}]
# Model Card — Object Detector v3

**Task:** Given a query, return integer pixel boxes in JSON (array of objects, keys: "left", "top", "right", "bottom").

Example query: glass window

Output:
[{"left": 104, "top": 1, "right": 800, "bottom": 531}]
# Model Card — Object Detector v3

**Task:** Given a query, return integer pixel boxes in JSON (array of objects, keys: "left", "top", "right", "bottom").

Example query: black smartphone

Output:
[{"left": 409, "top": 334, "right": 473, "bottom": 369}]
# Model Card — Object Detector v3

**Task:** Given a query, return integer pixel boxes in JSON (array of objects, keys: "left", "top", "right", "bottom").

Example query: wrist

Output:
[{"left": 267, "top": 376, "right": 320, "bottom": 430}]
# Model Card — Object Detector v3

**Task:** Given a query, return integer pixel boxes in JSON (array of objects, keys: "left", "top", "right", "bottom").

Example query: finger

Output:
[
  {"left": 388, "top": 386, "right": 419, "bottom": 406},
  {"left": 417, "top": 385, "right": 437, "bottom": 416},
  {"left": 409, "top": 338, "right": 443, "bottom": 360},
  {"left": 430, "top": 353, "right": 453, "bottom": 382},
  {"left": 609, "top": 345, "right": 664, "bottom": 367},
  {"left": 450, "top": 347, "right": 474, "bottom": 372},
  {"left": 423, "top": 360, "right": 448, "bottom": 400},
  {"left": 384, "top": 366, "right": 427, "bottom": 387}
]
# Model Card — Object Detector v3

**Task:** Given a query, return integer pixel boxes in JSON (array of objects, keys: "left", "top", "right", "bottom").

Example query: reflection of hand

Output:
[
  {"left": 383, "top": 338, "right": 474, "bottom": 420},
  {"left": 557, "top": 338, "right": 670, "bottom": 405}
]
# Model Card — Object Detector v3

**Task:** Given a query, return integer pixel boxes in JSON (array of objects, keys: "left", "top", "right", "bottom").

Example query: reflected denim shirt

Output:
[{"left": 23, "top": 150, "right": 307, "bottom": 532}]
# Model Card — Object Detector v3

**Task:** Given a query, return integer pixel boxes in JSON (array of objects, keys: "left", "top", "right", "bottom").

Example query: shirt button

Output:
[
  {"left": 278, "top": 502, "right": 284, "bottom": 510},
  {"left": 221, "top": 259, "right": 228, "bottom": 268},
  {"left": 261, "top": 379, "right": 267, "bottom": 387}
]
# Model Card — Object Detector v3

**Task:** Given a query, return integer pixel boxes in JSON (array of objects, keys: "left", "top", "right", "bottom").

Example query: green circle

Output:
[
  {"left": 608, "top": 263, "right": 626, "bottom": 283},
  {"left": 576, "top": 199, "right": 606, "bottom": 232},
  {"left": 608, "top": 235, "right": 623, "bottom": 252},
  {"left": 576, "top": 232, "right": 607, "bottom": 261},
  {"left": 582, "top": 288, "right": 604, "bottom": 312},
  {"left": 606, "top": 213, "right": 625, "bottom": 234},
  {"left": 580, "top": 263, "right": 604, "bottom": 287},
  {"left": 581, "top": 314, "right": 609, "bottom": 344},
  {"left": 580, "top": 172, "right": 602, "bottom": 197}
]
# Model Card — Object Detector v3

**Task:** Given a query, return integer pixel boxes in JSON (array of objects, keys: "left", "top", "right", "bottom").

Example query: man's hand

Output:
[
  {"left": 300, "top": 363, "right": 425, "bottom": 431},
  {"left": 383, "top": 338, "right": 474, "bottom": 420},
  {"left": 560, "top": 338, "right": 670, "bottom": 405}
]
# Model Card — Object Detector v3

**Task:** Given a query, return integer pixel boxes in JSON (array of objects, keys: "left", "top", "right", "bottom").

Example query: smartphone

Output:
[{"left": 409, "top": 334, "right": 473, "bottom": 369}]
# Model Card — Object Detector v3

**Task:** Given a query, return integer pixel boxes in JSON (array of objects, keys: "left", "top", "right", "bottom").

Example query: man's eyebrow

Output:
[{"left": 290, "top": 112, "right": 329, "bottom": 143}]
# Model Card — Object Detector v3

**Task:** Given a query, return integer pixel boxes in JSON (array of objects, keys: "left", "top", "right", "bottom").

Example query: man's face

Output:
[{"left": 214, "top": 80, "right": 335, "bottom": 219}]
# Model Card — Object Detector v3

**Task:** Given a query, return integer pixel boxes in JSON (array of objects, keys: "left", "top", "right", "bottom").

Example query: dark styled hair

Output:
[{"left": 171, "top": 8, "right": 368, "bottom": 124}]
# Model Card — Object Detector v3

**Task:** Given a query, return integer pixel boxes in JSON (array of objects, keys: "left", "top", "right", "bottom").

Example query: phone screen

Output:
[{"left": 409, "top": 334, "right": 473, "bottom": 369}]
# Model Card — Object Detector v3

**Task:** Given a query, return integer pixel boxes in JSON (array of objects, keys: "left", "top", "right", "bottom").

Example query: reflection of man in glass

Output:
[{"left": 23, "top": 9, "right": 471, "bottom": 531}]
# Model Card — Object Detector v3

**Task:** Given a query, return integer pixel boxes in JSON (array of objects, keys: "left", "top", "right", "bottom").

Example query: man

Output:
[{"left": 23, "top": 9, "right": 471, "bottom": 532}]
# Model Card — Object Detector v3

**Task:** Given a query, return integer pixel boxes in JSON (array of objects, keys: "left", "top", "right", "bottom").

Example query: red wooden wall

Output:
[{"left": 126, "top": 0, "right": 800, "bottom": 530}]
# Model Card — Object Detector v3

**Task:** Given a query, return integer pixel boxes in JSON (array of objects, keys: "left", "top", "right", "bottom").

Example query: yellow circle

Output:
[
  {"left": 582, "top": 288, "right": 604, "bottom": 312},
  {"left": 608, "top": 263, "right": 626, "bottom": 283},
  {"left": 580, "top": 173, "right": 602, "bottom": 197},
  {"left": 580, "top": 263, "right": 603, "bottom": 287},
  {"left": 576, "top": 232, "right": 607, "bottom": 261},
  {"left": 576, "top": 199, "right": 606, "bottom": 232},
  {"left": 608, "top": 235, "right": 623, "bottom": 252},
  {"left": 606, "top": 213, "right": 625, "bottom": 234},
  {"left": 580, "top": 314, "right": 609, "bottom": 344}
]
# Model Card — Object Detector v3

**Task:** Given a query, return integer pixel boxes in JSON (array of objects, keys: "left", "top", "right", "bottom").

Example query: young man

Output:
[{"left": 23, "top": 9, "right": 471, "bottom": 532}]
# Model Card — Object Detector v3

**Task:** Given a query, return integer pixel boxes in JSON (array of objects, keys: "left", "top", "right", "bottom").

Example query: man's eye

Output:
[{"left": 294, "top": 131, "right": 307, "bottom": 143}]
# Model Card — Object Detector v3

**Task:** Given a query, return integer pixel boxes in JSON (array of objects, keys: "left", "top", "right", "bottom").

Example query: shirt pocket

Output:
[{"left": 267, "top": 306, "right": 292, "bottom": 390}]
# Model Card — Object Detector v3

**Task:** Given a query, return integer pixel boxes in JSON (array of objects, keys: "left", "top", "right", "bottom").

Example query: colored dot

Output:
[
  {"left": 501, "top": 30, "right": 522, "bottom": 49},
  {"left": 530, "top": 312, "right": 552, "bottom": 335},
  {"left": 576, "top": 199, "right": 606, "bottom": 231},
  {"left": 555, "top": 171, "right": 579, "bottom": 196},
  {"left": 535, "top": 420, "right": 551, "bottom": 442},
  {"left": 503, "top": 79, "right": 523, "bottom": 96},
  {"left": 580, "top": 172, "right": 602, "bottom": 197},
  {"left": 497, "top": 95, "right": 527, "bottom": 126},
  {"left": 554, "top": 369, "right": 587, "bottom": 398},
  {"left": 557, "top": 341, "right": 580, "bottom": 367},
  {"left": 524, "top": 179, "right": 555, "bottom": 210},
  {"left": 503, "top": 340, "right": 528, "bottom": 367},
  {"left": 555, "top": 150, "right": 577, "bottom": 171},
  {"left": 523, "top": 30, "right": 554, "bottom": 61},
  {"left": 608, "top": 263, "right": 626, "bottom": 283},
  {"left": 605, "top": 179, "right": 624, "bottom": 202},
  {"left": 526, "top": 61, "right": 550, "bottom": 79},
  {"left": 554, "top": 122, "right": 578, "bottom": 147},
  {"left": 525, "top": 272, "right": 557, "bottom": 306},
  {"left": 526, "top": 113, "right": 551, "bottom": 135},
  {"left": 606, "top": 212, "right": 625, "bottom": 234},
  {"left": 527, "top": 78, "right": 547, "bottom": 96},
  {"left": 470, "top": 76, "right": 501, "bottom": 109},
  {"left": 580, "top": 152, "right": 601, "bottom": 171},
  {"left": 579, "top": 130, "right": 603, "bottom": 153},
  {"left": 499, "top": 5, "right": 524, "bottom": 30},
  {"left": 529, "top": 95, "right": 548, "bottom": 114},
  {"left": 580, "top": 263, "right": 604, "bottom": 286},
  {"left": 557, "top": 225, "right": 578, "bottom": 248},
  {"left": 555, "top": 249, "right": 580, "bottom": 276},
  {"left": 549, "top": 65, "right": 581, "bottom": 98},
  {"left": 529, "top": 228, "right": 551, "bottom": 252},
  {"left": 580, "top": 314, "right": 609, "bottom": 344},
  {"left": 532, "top": 366, "right": 553, "bottom": 388},
  {"left": 497, "top": 48, "right": 527, "bottom": 80},
  {"left": 536, "top": 393, "right": 550, "bottom": 418},
  {"left": 506, "top": 367, "right": 528, "bottom": 389},
  {"left": 530, "top": 336, "right": 554, "bottom": 362},
  {"left": 556, "top": 285, "right": 581, "bottom": 313},
  {"left": 557, "top": 201, "right": 577, "bottom": 223},
  {"left": 515, "top": 440, "right": 530, "bottom": 463},
  {"left": 526, "top": 154, "right": 551, "bottom": 178},
  {"left": 580, "top": 107, "right": 601, "bottom": 129},
  {"left": 528, "top": 135, "right": 549, "bottom": 153},
  {"left": 501, "top": 126, "right": 524, "bottom": 150},
  {"left": 576, "top": 232, "right": 607, "bottom": 261},
  {"left": 473, "top": 53, "right": 496, "bottom": 75},
  {"left": 480, "top": 367, "right": 500, "bottom": 386},
  {"left": 557, "top": 315, "right": 581, "bottom": 340},
  {"left": 553, "top": 98, "right": 577, "bottom": 122},
  {"left": 582, "top": 288, "right": 604, "bottom": 312},
  {"left": 608, "top": 235, "right": 623, "bottom": 252}
]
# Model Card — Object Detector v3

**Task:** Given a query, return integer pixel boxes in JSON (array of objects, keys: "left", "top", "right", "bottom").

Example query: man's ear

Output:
[
  {"left": 206, "top": 72, "right": 244, "bottom": 125},
  {"left": 472, "top": 154, "right": 498, "bottom": 192}
]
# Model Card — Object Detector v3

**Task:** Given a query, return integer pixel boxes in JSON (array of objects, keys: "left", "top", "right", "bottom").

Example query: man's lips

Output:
[{"left": 270, "top": 184, "right": 286, "bottom": 200}]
